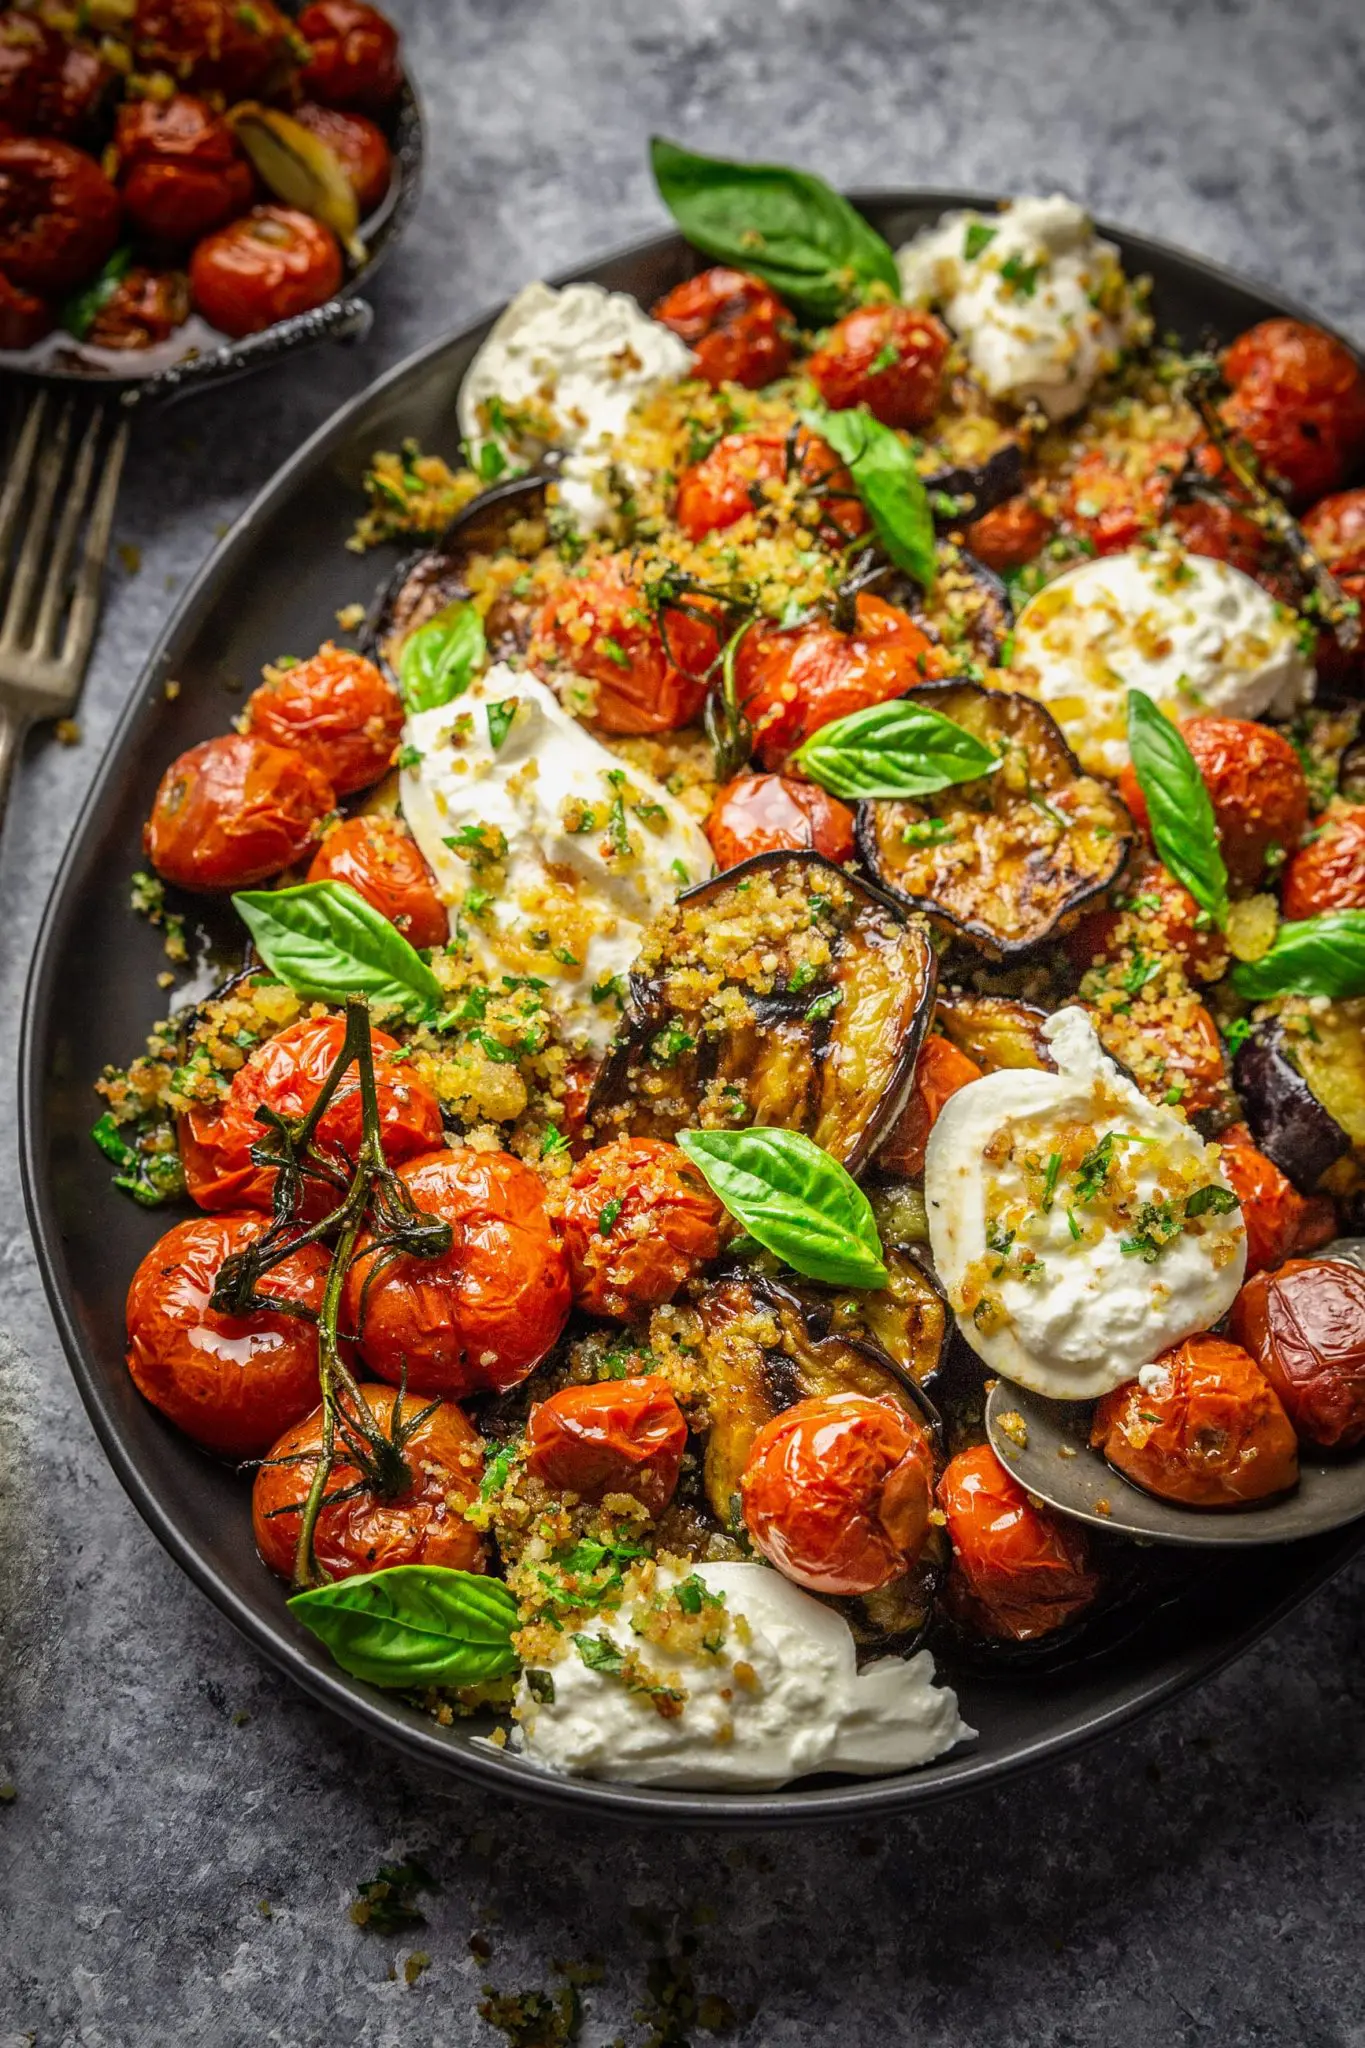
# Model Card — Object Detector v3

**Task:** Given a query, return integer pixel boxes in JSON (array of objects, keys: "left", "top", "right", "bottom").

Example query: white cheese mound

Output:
[
  {"left": 400, "top": 662, "right": 711, "bottom": 1055},
  {"left": 1009, "top": 545, "right": 1312, "bottom": 777},
  {"left": 457, "top": 280, "right": 691, "bottom": 531},
  {"left": 925, "top": 1007, "right": 1247, "bottom": 1401},
  {"left": 896, "top": 195, "right": 1144, "bottom": 421},
  {"left": 506, "top": 1562, "right": 973, "bottom": 1790}
]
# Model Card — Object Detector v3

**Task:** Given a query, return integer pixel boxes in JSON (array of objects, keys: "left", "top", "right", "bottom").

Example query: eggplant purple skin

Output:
[
  {"left": 924, "top": 442, "right": 1026, "bottom": 530},
  {"left": 1234, "top": 1020, "right": 1352, "bottom": 1191}
]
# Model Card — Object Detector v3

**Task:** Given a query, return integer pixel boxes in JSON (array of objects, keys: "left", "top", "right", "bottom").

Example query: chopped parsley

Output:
[
  {"left": 598, "top": 1196, "right": 623, "bottom": 1236},
  {"left": 964, "top": 221, "right": 997, "bottom": 260}
]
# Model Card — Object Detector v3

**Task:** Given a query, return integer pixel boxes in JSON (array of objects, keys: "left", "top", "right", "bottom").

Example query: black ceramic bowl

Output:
[{"left": 20, "top": 193, "right": 1365, "bottom": 1826}]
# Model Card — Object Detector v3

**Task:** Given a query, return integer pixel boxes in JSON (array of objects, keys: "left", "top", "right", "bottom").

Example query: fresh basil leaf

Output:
[
  {"left": 1230, "top": 911, "right": 1365, "bottom": 1001},
  {"left": 678, "top": 1126, "right": 888, "bottom": 1290},
  {"left": 795, "top": 696, "right": 999, "bottom": 799},
  {"left": 62, "top": 245, "right": 133, "bottom": 341},
  {"left": 233, "top": 880, "right": 444, "bottom": 1017},
  {"left": 399, "top": 600, "right": 486, "bottom": 713},
  {"left": 801, "top": 397, "right": 936, "bottom": 591},
  {"left": 650, "top": 136, "right": 900, "bottom": 318},
  {"left": 1125, "top": 690, "right": 1229, "bottom": 930},
  {"left": 289, "top": 1566, "right": 519, "bottom": 1689}
]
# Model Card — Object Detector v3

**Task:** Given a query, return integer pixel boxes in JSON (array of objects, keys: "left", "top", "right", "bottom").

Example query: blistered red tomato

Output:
[
  {"left": 1091, "top": 1336, "right": 1299, "bottom": 1507},
  {"left": 1067, "top": 852, "right": 1228, "bottom": 985},
  {"left": 1281, "top": 800, "right": 1365, "bottom": 920},
  {"left": 115, "top": 94, "right": 253, "bottom": 244},
  {"left": 876, "top": 1033, "right": 983, "bottom": 1178},
  {"left": 938, "top": 1443, "right": 1099, "bottom": 1643},
  {"left": 0, "top": 12, "right": 109, "bottom": 139},
  {"left": 1118, "top": 715, "right": 1310, "bottom": 886},
  {"left": 705, "top": 771, "right": 855, "bottom": 870},
  {"left": 253, "top": 1383, "right": 485, "bottom": 1583},
  {"left": 531, "top": 552, "right": 720, "bottom": 735},
  {"left": 651, "top": 265, "right": 793, "bottom": 389},
  {"left": 1303, "top": 489, "right": 1365, "bottom": 688},
  {"left": 526, "top": 1375, "right": 688, "bottom": 1517},
  {"left": 244, "top": 643, "right": 403, "bottom": 796},
  {"left": 297, "top": 0, "right": 402, "bottom": 109},
  {"left": 1216, "top": 1124, "right": 1337, "bottom": 1277},
  {"left": 126, "top": 1213, "right": 327, "bottom": 1458},
  {"left": 144, "top": 732, "right": 334, "bottom": 893},
  {"left": 0, "top": 136, "right": 120, "bottom": 295},
  {"left": 807, "top": 303, "right": 949, "bottom": 429},
  {"left": 307, "top": 814, "right": 448, "bottom": 949},
  {"left": 87, "top": 265, "right": 190, "bottom": 350},
  {"left": 132, "top": 0, "right": 289, "bottom": 99},
  {"left": 344, "top": 1148, "right": 572, "bottom": 1398},
  {"left": 1060, "top": 438, "right": 1190, "bottom": 554},
  {"left": 0, "top": 267, "right": 49, "bottom": 348},
  {"left": 1166, "top": 495, "right": 1290, "bottom": 600},
  {"left": 291, "top": 100, "right": 391, "bottom": 214},
  {"left": 1230, "top": 1257, "right": 1365, "bottom": 1451},
  {"left": 1221, "top": 318, "right": 1365, "bottom": 506},
  {"left": 741, "top": 1392, "right": 936, "bottom": 1596},
  {"left": 736, "top": 592, "right": 940, "bottom": 769},
  {"left": 961, "top": 494, "right": 1053, "bottom": 572},
  {"left": 673, "top": 427, "right": 868, "bottom": 547},
  {"left": 189, "top": 204, "right": 342, "bottom": 339},
  {"left": 561, "top": 1137, "right": 725, "bottom": 1320}
]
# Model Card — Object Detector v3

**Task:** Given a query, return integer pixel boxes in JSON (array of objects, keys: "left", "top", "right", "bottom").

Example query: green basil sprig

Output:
[
  {"left": 1125, "top": 690, "right": 1229, "bottom": 930},
  {"left": 650, "top": 137, "right": 900, "bottom": 319},
  {"left": 399, "top": 600, "right": 486, "bottom": 713},
  {"left": 678, "top": 1126, "right": 888, "bottom": 1290},
  {"left": 233, "top": 880, "right": 444, "bottom": 1017},
  {"left": 802, "top": 397, "right": 937, "bottom": 592},
  {"left": 1230, "top": 911, "right": 1365, "bottom": 1001},
  {"left": 288, "top": 1566, "right": 519, "bottom": 1689},
  {"left": 795, "top": 696, "right": 999, "bottom": 799}
]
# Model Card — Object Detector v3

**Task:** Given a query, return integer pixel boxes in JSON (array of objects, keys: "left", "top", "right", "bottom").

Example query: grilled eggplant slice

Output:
[
  {"left": 934, "top": 989, "right": 1055, "bottom": 1072},
  {"left": 1235, "top": 1014, "right": 1358, "bottom": 1190},
  {"left": 586, "top": 851, "right": 936, "bottom": 1170},
  {"left": 919, "top": 374, "right": 1025, "bottom": 528},
  {"left": 856, "top": 681, "right": 1133, "bottom": 958},
  {"left": 924, "top": 444, "right": 1026, "bottom": 529}
]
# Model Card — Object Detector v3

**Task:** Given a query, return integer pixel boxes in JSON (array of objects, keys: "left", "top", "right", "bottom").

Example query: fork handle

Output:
[{"left": 0, "top": 703, "right": 28, "bottom": 830}]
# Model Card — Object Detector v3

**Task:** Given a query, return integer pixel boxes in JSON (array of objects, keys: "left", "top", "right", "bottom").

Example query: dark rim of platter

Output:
[{"left": 18, "top": 192, "right": 1365, "bottom": 1827}]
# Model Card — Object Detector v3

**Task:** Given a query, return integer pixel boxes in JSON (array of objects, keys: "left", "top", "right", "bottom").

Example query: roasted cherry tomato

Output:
[
  {"left": 1216, "top": 1124, "right": 1337, "bottom": 1277},
  {"left": 938, "top": 1442, "right": 1099, "bottom": 1643},
  {"left": 344, "top": 1148, "right": 572, "bottom": 1398},
  {"left": 651, "top": 265, "right": 792, "bottom": 389},
  {"left": 1067, "top": 852, "right": 1228, "bottom": 985},
  {"left": 742, "top": 1392, "right": 936, "bottom": 1596},
  {"left": 179, "top": 1013, "right": 443, "bottom": 1213},
  {"left": 1230, "top": 1256, "right": 1365, "bottom": 1451},
  {"left": 1166, "top": 495, "right": 1292, "bottom": 601},
  {"left": 0, "top": 267, "right": 49, "bottom": 348},
  {"left": 1060, "top": 438, "right": 1190, "bottom": 554},
  {"left": 806, "top": 304, "right": 949, "bottom": 429},
  {"left": 0, "top": 136, "right": 120, "bottom": 296},
  {"left": 132, "top": 0, "right": 289, "bottom": 99},
  {"left": 1303, "top": 489, "right": 1365, "bottom": 688},
  {"left": 126, "top": 1212, "right": 327, "bottom": 1458},
  {"left": 297, "top": 0, "right": 402, "bottom": 109},
  {"left": 244, "top": 643, "right": 403, "bottom": 796},
  {"left": 531, "top": 553, "right": 720, "bottom": 735},
  {"left": 115, "top": 94, "right": 254, "bottom": 244},
  {"left": 0, "top": 12, "right": 109, "bottom": 139},
  {"left": 253, "top": 1383, "right": 486, "bottom": 1584},
  {"left": 673, "top": 426, "right": 868, "bottom": 547},
  {"left": 189, "top": 204, "right": 342, "bottom": 339},
  {"left": 525, "top": 1375, "right": 688, "bottom": 1516},
  {"left": 144, "top": 732, "right": 334, "bottom": 892},
  {"left": 736, "top": 592, "right": 940, "bottom": 770},
  {"left": 307, "top": 814, "right": 448, "bottom": 948},
  {"left": 1281, "top": 800, "right": 1365, "bottom": 920},
  {"left": 876, "top": 1033, "right": 983, "bottom": 1178},
  {"left": 1221, "top": 318, "right": 1365, "bottom": 506},
  {"left": 87, "top": 266, "right": 190, "bottom": 350},
  {"left": 1118, "top": 715, "right": 1309, "bottom": 886},
  {"left": 291, "top": 99, "right": 391, "bottom": 214},
  {"left": 705, "top": 771, "right": 855, "bottom": 870},
  {"left": 961, "top": 494, "right": 1053, "bottom": 572},
  {"left": 1091, "top": 1335, "right": 1299, "bottom": 1508},
  {"left": 561, "top": 1137, "right": 725, "bottom": 1320}
]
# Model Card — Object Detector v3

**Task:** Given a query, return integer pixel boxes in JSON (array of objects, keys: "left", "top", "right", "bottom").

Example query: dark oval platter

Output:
[{"left": 20, "top": 194, "right": 1365, "bottom": 1827}]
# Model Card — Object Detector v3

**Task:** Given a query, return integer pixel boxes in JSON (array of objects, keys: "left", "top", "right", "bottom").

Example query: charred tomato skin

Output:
[
  {"left": 244, "top": 642, "right": 403, "bottom": 796},
  {"left": 1281, "top": 801, "right": 1365, "bottom": 920},
  {"left": 132, "top": 0, "right": 289, "bottom": 99},
  {"left": 189, "top": 204, "right": 343, "bottom": 339},
  {"left": 306, "top": 814, "right": 448, "bottom": 949},
  {"left": 651, "top": 265, "right": 793, "bottom": 389},
  {"left": 961, "top": 494, "right": 1054, "bottom": 572},
  {"left": 525, "top": 1374, "right": 689, "bottom": 1517},
  {"left": 737, "top": 593, "right": 940, "bottom": 771},
  {"left": 741, "top": 1391, "right": 937, "bottom": 1597},
  {"left": 561, "top": 1136, "right": 725, "bottom": 1320},
  {"left": 937, "top": 1441, "right": 1100, "bottom": 1643},
  {"left": 253, "top": 1383, "right": 486, "bottom": 1584},
  {"left": 1118, "top": 715, "right": 1310, "bottom": 887},
  {"left": 1230, "top": 1256, "right": 1365, "bottom": 1451},
  {"left": 1217, "top": 1123, "right": 1337, "bottom": 1276},
  {"left": 1221, "top": 318, "right": 1365, "bottom": 506},
  {"left": 875, "top": 1032, "right": 983, "bottom": 1178},
  {"left": 126, "top": 1212, "right": 328, "bottom": 1458},
  {"left": 344, "top": 1148, "right": 572, "bottom": 1399},
  {"left": 705, "top": 771, "right": 855, "bottom": 870},
  {"left": 673, "top": 426, "right": 868, "bottom": 547},
  {"left": 87, "top": 265, "right": 190, "bottom": 350},
  {"left": 1091, "top": 1335, "right": 1299, "bottom": 1508},
  {"left": 291, "top": 99, "right": 392, "bottom": 214},
  {"left": 297, "top": 0, "right": 403, "bottom": 109},
  {"left": 115, "top": 94, "right": 254, "bottom": 244},
  {"left": 0, "top": 135, "right": 120, "bottom": 295},
  {"left": 806, "top": 303, "right": 950, "bottom": 428},
  {"left": 531, "top": 552, "right": 720, "bottom": 735},
  {"left": 143, "top": 731, "right": 335, "bottom": 893}
]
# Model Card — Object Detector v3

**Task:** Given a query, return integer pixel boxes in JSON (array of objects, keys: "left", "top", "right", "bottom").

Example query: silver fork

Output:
[{"left": 0, "top": 389, "right": 130, "bottom": 820}]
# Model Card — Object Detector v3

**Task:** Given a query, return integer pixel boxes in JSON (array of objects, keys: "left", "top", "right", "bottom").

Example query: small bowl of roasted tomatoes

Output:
[{"left": 0, "top": 0, "right": 422, "bottom": 390}]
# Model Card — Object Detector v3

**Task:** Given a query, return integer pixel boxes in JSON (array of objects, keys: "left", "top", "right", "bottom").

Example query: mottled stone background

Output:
[{"left": 3, "top": 2, "right": 1364, "bottom": 2041}]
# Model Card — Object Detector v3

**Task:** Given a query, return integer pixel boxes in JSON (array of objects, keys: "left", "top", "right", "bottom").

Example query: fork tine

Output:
[
  {"left": 0, "top": 390, "right": 47, "bottom": 574},
  {"left": 31, "top": 404, "right": 103, "bottom": 659},
  {"left": 61, "top": 411, "right": 129, "bottom": 680},
  {"left": 0, "top": 397, "right": 72, "bottom": 653}
]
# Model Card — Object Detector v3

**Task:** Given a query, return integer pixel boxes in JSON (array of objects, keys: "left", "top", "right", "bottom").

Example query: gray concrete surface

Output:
[{"left": 3, "top": 2, "right": 1365, "bottom": 2041}]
